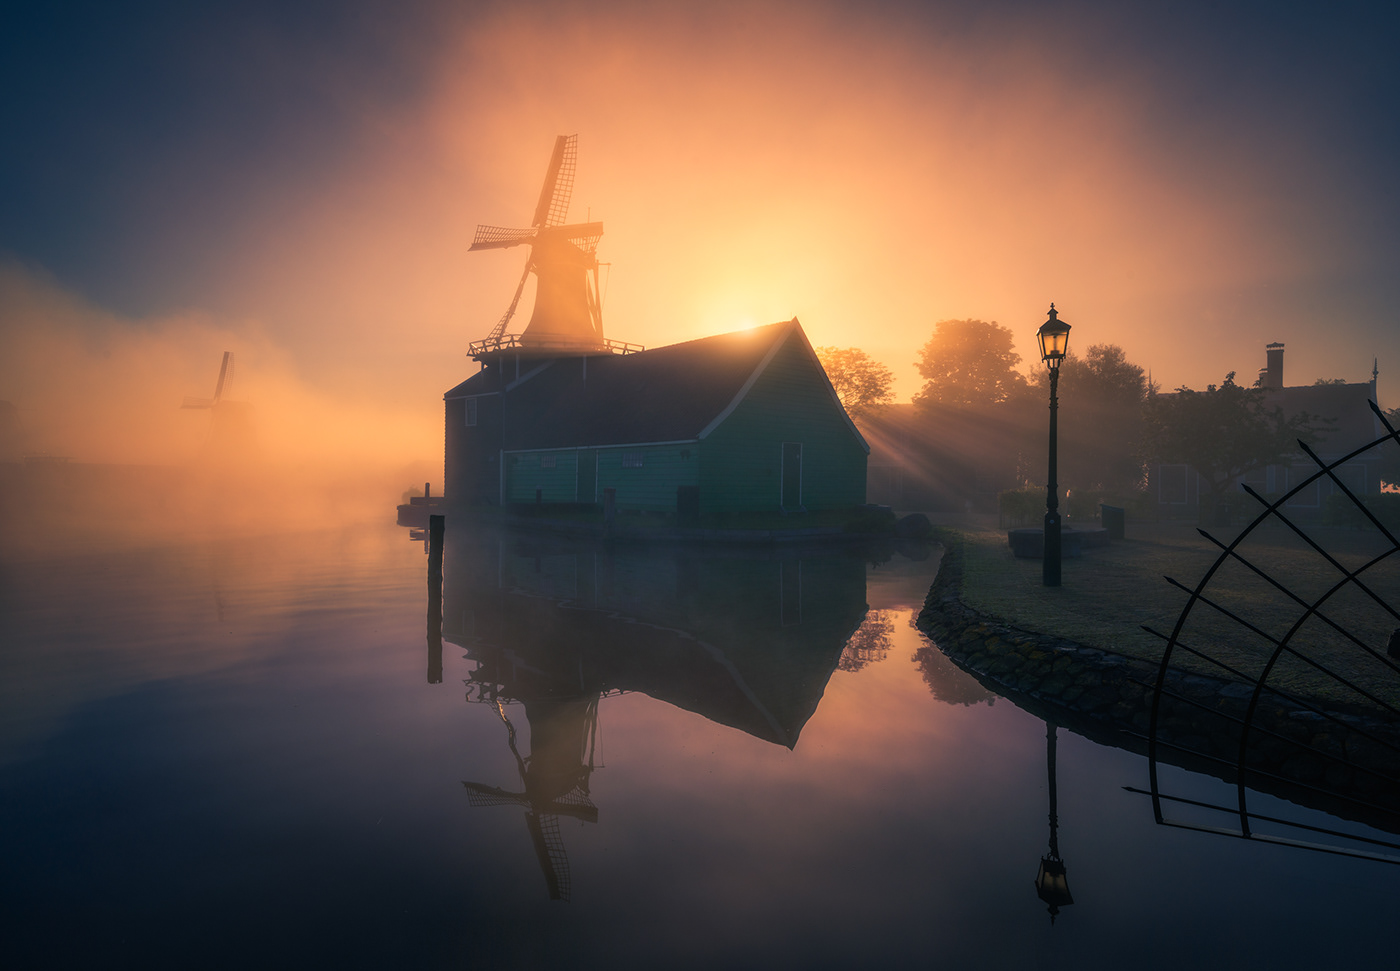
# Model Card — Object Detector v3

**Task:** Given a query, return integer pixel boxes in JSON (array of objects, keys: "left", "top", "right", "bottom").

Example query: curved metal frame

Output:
[{"left": 1141, "top": 401, "right": 1400, "bottom": 862}]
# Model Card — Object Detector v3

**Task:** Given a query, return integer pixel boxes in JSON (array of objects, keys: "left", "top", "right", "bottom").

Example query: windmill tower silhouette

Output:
[
  {"left": 468, "top": 135, "right": 612, "bottom": 355},
  {"left": 180, "top": 351, "right": 254, "bottom": 460}
]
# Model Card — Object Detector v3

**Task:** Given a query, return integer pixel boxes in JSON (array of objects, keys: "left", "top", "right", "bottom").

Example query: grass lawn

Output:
[{"left": 944, "top": 516, "right": 1400, "bottom": 711}]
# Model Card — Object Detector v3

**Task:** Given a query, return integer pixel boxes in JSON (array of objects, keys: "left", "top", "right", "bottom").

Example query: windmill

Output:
[
  {"left": 180, "top": 351, "right": 254, "bottom": 458},
  {"left": 468, "top": 134, "right": 608, "bottom": 354},
  {"left": 462, "top": 697, "right": 601, "bottom": 902},
  {"left": 180, "top": 351, "right": 235, "bottom": 411}
]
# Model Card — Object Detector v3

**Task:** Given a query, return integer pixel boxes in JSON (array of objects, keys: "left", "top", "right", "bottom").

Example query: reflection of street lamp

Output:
[
  {"left": 1035, "top": 721, "right": 1073, "bottom": 922},
  {"left": 1037, "top": 305, "right": 1071, "bottom": 587}
]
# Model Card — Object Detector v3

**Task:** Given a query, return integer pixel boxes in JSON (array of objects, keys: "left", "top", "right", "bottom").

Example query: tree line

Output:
[{"left": 817, "top": 319, "right": 1390, "bottom": 514}]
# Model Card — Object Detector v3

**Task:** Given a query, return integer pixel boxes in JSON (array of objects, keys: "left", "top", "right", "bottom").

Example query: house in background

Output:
[
  {"left": 443, "top": 318, "right": 869, "bottom": 517},
  {"left": 1149, "top": 342, "right": 1387, "bottom": 519}
]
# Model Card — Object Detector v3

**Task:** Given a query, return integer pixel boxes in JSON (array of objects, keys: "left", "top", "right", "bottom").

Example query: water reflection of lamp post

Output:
[
  {"left": 1035, "top": 720, "right": 1073, "bottom": 922},
  {"left": 1037, "top": 305, "right": 1072, "bottom": 587}
]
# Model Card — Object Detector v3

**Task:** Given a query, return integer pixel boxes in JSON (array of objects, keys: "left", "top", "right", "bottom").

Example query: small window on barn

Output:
[
  {"left": 540, "top": 454, "right": 557, "bottom": 469},
  {"left": 465, "top": 398, "right": 477, "bottom": 427},
  {"left": 622, "top": 452, "right": 644, "bottom": 469}
]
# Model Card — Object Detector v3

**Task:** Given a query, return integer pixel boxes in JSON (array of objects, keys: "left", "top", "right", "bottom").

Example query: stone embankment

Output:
[{"left": 916, "top": 530, "right": 1400, "bottom": 826}]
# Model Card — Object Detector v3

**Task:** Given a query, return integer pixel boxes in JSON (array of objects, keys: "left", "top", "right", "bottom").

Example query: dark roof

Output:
[
  {"left": 1263, "top": 382, "right": 1381, "bottom": 455},
  {"left": 446, "top": 319, "right": 857, "bottom": 450}
]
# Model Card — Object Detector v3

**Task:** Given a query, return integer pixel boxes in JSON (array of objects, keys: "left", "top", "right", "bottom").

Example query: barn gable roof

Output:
[{"left": 445, "top": 318, "right": 868, "bottom": 453}]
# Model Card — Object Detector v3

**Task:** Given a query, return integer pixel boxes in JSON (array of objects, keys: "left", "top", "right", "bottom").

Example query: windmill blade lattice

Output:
[{"left": 532, "top": 133, "right": 577, "bottom": 229}]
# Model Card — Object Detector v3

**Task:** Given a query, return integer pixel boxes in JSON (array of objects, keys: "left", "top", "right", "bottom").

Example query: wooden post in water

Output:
[{"left": 427, "top": 514, "right": 444, "bottom": 684}]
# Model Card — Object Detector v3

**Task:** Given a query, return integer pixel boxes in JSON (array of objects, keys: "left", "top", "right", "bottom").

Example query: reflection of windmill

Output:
[
  {"left": 462, "top": 698, "right": 601, "bottom": 902},
  {"left": 467, "top": 134, "right": 608, "bottom": 355},
  {"left": 180, "top": 351, "right": 254, "bottom": 458}
]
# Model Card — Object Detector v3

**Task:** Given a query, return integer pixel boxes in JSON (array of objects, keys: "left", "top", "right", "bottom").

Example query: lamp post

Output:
[{"left": 1037, "top": 304, "right": 1071, "bottom": 587}]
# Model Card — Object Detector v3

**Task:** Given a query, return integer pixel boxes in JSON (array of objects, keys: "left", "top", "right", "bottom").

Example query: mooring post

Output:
[{"left": 427, "top": 514, "right": 444, "bottom": 684}]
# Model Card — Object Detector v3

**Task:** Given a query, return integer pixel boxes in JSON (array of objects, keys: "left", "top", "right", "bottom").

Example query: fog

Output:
[
  {"left": 3, "top": 0, "right": 1395, "bottom": 539},
  {"left": 0, "top": 262, "right": 436, "bottom": 548}
]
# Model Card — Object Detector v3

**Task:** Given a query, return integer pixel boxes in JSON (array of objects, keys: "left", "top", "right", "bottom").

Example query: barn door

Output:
[
  {"left": 781, "top": 442, "right": 803, "bottom": 510},
  {"left": 577, "top": 450, "right": 597, "bottom": 503}
]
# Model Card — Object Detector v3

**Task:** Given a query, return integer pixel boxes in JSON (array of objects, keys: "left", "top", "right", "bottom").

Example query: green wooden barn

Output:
[{"left": 443, "top": 318, "right": 869, "bottom": 516}]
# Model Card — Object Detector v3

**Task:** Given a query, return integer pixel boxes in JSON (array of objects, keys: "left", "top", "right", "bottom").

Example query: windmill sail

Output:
[
  {"left": 181, "top": 351, "right": 234, "bottom": 410},
  {"left": 468, "top": 135, "right": 605, "bottom": 351},
  {"left": 532, "top": 134, "right": 577, "bottom": 229}
]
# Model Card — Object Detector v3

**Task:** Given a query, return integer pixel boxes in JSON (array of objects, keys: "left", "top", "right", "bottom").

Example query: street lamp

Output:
[{"left": 1037, "top": 304, "right": 1071, "bottom": 587}]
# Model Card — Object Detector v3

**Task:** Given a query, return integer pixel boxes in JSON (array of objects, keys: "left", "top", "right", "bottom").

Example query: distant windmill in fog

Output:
[
  {"left": 469, "top": 134, "right": 607, "bottom": 352},
  {"left": 180, "top": 351, "right": 254, "bottom": 459},
  {"left": 181, "top": 351, "right": 235, "bottom": 412}
]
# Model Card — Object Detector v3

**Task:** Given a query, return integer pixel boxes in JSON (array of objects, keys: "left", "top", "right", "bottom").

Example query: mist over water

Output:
[{"left": 0, "top": 261, "right": 437, "bottom": 551}]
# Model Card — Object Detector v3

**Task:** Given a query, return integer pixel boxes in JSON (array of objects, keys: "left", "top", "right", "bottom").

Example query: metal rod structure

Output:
[{"left": 1043, "top": 366, "right": 1061, "bottom": 587}]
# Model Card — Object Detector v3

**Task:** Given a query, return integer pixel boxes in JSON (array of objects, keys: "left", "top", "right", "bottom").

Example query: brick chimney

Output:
[{"left": 1264, "top": 342, "right": 1285, "bottom": 389}]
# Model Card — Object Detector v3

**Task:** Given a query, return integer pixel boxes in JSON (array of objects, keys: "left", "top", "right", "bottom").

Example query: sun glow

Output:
[{"left": 3, "top": 0, "right": 1395, "bottom": 488}]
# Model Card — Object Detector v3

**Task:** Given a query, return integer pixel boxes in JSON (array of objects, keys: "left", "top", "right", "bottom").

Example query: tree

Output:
[
  {"left": 1142, "top": 371, "right": 1324, "bottom": 521},
  {"left": 915, "top": 319, "right": 1027, "bottom": 408},
  {"left": 815, "top": 346, "right": 895, "bottom": 416},
  {"left": 1031, "top": 344, "right": 1149, "bottom": 493},
  {"left": 838, "top": 610, "right": 893, "bottom": 672}
]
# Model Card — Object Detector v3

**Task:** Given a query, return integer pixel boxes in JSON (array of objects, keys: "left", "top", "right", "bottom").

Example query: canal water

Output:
[{"left": 1, "top": 519, "right": 1395, "bottom": 969}]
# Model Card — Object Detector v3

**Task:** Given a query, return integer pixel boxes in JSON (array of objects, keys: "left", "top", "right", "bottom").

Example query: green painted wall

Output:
[
  {"left": 506, "top": 444, "right": 701, "bottom": 509},
  {"left": 698, "top": 334, "right": 867, "bottom": 514},
  {"left": 505, "top": 450, "right": 580, "bottom": 503},
  {"left": 594, "top": 445, "right": 699, "bottom": 512}
]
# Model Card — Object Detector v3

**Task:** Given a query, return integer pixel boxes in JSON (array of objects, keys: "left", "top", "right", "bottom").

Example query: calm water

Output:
[{"left": 2, "top": 520, "right": 1396, "bottom": 969}]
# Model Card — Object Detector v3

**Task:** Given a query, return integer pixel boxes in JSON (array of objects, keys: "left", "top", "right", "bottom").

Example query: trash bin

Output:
[{"left": 1101, "top": 504, "right": 1125, "bottom": 541}]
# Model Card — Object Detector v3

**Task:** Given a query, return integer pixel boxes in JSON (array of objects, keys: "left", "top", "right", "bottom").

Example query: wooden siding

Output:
[
  {"left": 505, "top": 444, "right": 700, "bottom": 508},
  {"left": 595, "top": 444, "right": 699, "bottom": 512},
  {"left": 505, "top": 450, "right": 581, "bottom": 503},
  {"left": 445, "top": 393, "right": 502, "bottom": 505},
  {"left": 698, "top": 335, "right": 866, "bottom": 513}
]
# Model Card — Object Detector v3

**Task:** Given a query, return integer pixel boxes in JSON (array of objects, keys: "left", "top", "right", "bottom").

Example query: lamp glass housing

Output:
[{"left": 1037, "top": 307, "right": 1071, "bottom": 369}]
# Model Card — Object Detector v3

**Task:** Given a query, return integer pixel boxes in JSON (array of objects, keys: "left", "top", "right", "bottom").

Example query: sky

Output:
[{"left": 2, "top": 0, "right": 1399, "bottom": 469}]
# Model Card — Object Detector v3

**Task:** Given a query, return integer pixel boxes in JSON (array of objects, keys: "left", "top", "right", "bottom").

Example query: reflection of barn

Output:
[
  {"left": 444, "top": 319, "right": 869, "bottom": 516},
  {"left": 441, "top": 525, "right": 869, "bottom": 899},
  {"left": 444, "top": 527, "right": 869, "bottom": 746},
  {"left": 1149, "top": 343, "right": 1387, "bottom": 520}
]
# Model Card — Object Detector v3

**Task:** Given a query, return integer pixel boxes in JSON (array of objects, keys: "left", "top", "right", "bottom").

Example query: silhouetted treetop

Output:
[
  {"left": 1033, "top": 343, "right": 1150, "bottom": 492},
  {"left": 915, "top": 319, "right": 1026, "bottom": 409},
  {"left": 815, "top": 346, "right": 895, "bottom": 417},
  {"left": 1143, "top": 371, "right": 1327, "bottom": 511}
]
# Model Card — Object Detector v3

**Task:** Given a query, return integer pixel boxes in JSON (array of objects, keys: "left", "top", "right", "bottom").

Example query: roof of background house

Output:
[
  {"left": 1264, "top": 382, "right": 1382, "bottom": 455},
  {"left": 445, "top": 318, "right": 867, "bottom": 452}
]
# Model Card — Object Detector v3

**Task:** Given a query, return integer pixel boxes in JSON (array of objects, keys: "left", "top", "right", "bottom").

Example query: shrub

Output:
[{"left": 998, "top": 488, "right": 1043, "bottom": 527}]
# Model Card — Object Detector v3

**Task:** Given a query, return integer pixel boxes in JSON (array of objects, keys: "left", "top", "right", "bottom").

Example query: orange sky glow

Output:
[{"left": 2, "top": 1, "right": 1394, "bottom": 475}]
